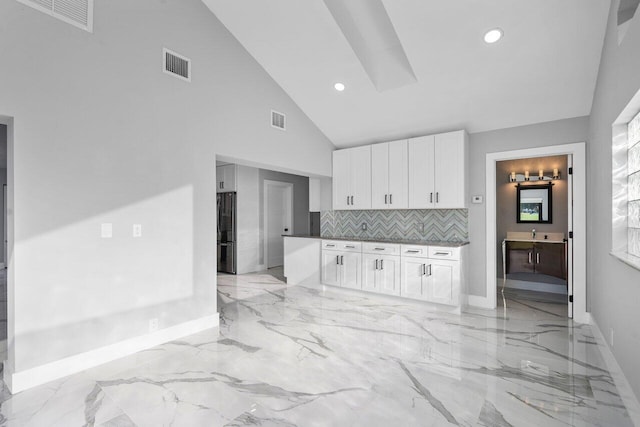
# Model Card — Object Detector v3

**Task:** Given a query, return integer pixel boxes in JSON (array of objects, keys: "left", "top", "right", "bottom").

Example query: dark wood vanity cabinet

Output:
[{"left": 506, "top": 241, "right": 567, "bottom": 280}]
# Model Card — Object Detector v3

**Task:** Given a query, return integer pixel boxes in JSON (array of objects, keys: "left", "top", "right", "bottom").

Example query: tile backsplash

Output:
[{"left": 321, "top": 209, "right": 468, "bottom": 242}]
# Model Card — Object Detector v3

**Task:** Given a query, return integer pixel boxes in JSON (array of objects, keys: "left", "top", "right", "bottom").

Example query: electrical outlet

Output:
[
  {"left": 610, "top": 328, "right": 614, "bottom": 347},
  {"left": 361, "top": 223, "right": 367, "bottom": 231},
  {"left": 133, "top": 224, "right": 142, "bottom": 238},
  {"left": 149, "top": 318, "right": 159, "bottom": 333},
  {"left": 418, "top": 223, "right": 425, "bottom": 233}
]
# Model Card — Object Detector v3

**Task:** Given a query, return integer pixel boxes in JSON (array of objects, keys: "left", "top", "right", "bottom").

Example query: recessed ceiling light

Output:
[
  {"left": 484, "top": 28, "right": 503, "bottom": 44},
  {"left": 334, "top": 82, "right": 345, "bottom": 91}
]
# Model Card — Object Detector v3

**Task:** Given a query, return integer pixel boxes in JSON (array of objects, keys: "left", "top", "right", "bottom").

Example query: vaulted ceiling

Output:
[{"left": 203, "top": 0, "right": 610, "bottom": 148}]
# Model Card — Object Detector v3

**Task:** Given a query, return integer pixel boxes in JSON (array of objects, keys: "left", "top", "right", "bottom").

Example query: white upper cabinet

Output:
[
  {"left": 216, "top": 164, "right": 237, "bottom": 193},
  {"left": 408, "top": 130, "right": 467, "bottom": 209},
  {"left": 372, "top": 140, "right": 408, "bottom": 209},
  {"left": 332, "top": 145, "right": 371, "bottom": 210}
]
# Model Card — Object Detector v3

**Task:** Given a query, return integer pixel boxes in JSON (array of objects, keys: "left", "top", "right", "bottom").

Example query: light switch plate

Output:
[
  {"left": 133, "top": 224, "right": 142, "bottom": 238},
  {"left": 472, "top": 195, "right": 483, "bottom": 204},
  {"left": 101, "top": 223, "right": 113, "bottom": 238}
]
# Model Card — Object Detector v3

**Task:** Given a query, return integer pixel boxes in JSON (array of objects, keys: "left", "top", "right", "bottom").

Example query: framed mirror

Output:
[{"left": 517, "top": 184, "right": 552, "bottom": 223}]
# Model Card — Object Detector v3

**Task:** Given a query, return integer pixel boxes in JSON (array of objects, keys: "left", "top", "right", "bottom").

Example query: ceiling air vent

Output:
[
  {"left": 271, "top": 110, "right": 286, "bottom": 130},
  {"left": 163, "top": 48, "right": 191, "bottom": 82},
  {"left": 16, "top": 0, "right": 93, "bottom": 32}
]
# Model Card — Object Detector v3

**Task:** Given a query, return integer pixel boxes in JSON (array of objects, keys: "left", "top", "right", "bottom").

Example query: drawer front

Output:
[
  {"left": 362, "top": 242, "right": 400, "bottom": 255},
  {"left": 401, "top": 245, "right": 429, "bottom": 258},
  {"left": 428, "top": 246, "right": 460, "bottom": 260},
  {"left": 322, "top": 240, "right": 362, "bottom": 252}
]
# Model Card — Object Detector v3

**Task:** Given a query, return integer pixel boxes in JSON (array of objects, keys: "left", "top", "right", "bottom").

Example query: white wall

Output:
[
  {"left": 309, "top": 177, "right": 332, "bottom": 212},
  {"left": 588, "top": 0, "right": 640, "bottom": 398},
  {"left": 236, "top": 165, "right": 259, "bottom": 274},
  {"left": 0, "top": 0, "right": 333, "bottom": 388},
  {"left": 467, "top": 117, "right": 590, "bottom": 296}
]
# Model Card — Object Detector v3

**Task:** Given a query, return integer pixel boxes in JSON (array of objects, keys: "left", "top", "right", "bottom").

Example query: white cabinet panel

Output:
[
  {"left": 401, "top": 257, "right": 427, "bottom": 300},
  {"left": 332, "top": 146, "right": 371, "bottom": 210},
  {"left": 332, "top": 150, "right": 350, "bottom": 210},
  {"left": 409, "top": 131, "right": 467, "bottom": 209},
  {"left": 427, "top": 260, "right": 459, "bottom": 306},
  {"left": 321, "top": 251, "right": 340, "bottom": 287},
  {"left": 434, "top": 131, "right": 466, "bottom": 209},
  {"left": 341, "top": 252, "right": 362, "bottom": 289},
  {"left": 408, "top": 136, "right": 435, "bottom": 208},
  {"left": 371, "top": 143, "right": 390, "bottom": 209},
  {"left": 388, "top": 140, "right": 408, "bottom": 209},
  {"left": 377, "top": 255, "right": 400, "bottom": 296},
  {"left": 362, "top": 254, "right": 379, "bottom": 292}
]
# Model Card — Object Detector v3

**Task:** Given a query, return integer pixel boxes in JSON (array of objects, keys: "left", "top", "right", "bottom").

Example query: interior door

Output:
[
  {"left": 265, "top": 181, "right": 293, "bottom": 268},
  {"left": 566, "top": 154, "right": 574, "bottom": 318}
]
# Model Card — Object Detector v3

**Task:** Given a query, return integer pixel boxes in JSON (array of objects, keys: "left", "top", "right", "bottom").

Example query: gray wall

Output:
[
  {"left": 467, "top": 116, "right": 590, "bottom": 296},
  {"left": 0, "top": 124, "right": 5, "bottom": 264},
  {"left": 588, "top": 0, "right": 640, "bottom": 398},
  {"left": 496, "top": 156, "right": 569, "bottom": 277},
  {"left": 0, "top": 0, "right": 333, "bottom": 378}
]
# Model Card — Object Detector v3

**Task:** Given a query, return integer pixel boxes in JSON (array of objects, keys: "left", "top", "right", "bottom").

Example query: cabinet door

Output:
[
  {"left": 332, "top": 150, "right": 350, "bottom": 210},
  {"left": 408, "top": 136, "right": 435, "bottom": 209},
  {"left": 217, "top": 165, "right": 237, "bottom": 193},
  {"left": 216, "top": 166, "right": 225, "bottom": 193},
  {"left": 388, "top": 140, "right": 408, "bottom": 209},
  {"left": 362, "top": 254, "right": 379, "bottom": 292},
  {"left": 321, "top": 251, "right": 341, "bottom": 286},
  {"left": 506, "top": 242, "right": 535, "bottom": 274},
  {"left": 401, "top": 257, "right": 427, "bottom": 300},
  {"left": 377, "top": 255, "right": 400, "bottom": 296},
  {"left": 371, "top": 143, "right": 390, "bottom": 209},
  {"left": 341, "top": 252, "right": 362, "bottom": 289},
  {"left": 434, "top": 131, "right": 465, "bottom": 208},
  {"left": 350, "top": 145, "right": 372, "bottom": 210},
  {"left": 535, "top": 243, "right": 566, "bottom": 279},
  {"left": 427, "top": 260, "right": 459, "bottom": 306}
]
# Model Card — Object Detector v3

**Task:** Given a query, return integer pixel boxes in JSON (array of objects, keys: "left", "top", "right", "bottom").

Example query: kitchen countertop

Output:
[
  {"left": 284, "top": 234, "right": 469, "bottom": 247},
  {"left": 503, "top": 238, "right": 566, "bottom": 244}
]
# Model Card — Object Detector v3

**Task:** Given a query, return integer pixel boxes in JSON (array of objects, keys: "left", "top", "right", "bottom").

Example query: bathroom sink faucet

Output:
[{"left": 532, "top": 228, "right": 536, "bottom": 239}]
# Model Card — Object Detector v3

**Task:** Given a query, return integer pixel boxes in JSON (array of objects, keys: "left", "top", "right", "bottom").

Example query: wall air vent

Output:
[
  {"left": 163, "top": 48, "right": 191, "bottom": 82},
  {"left": 16, "top": 0, "right": 93, "bottom": 32},
  {"left": 271, "top": 110, "right": 286, "bottom": 130}
]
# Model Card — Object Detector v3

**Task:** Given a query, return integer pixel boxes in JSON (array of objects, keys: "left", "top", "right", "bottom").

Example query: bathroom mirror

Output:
[{"left": 517, "top": 184, "right": 552, "bottom": 223}]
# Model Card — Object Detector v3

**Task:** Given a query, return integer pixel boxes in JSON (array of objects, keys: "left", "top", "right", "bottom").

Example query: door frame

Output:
[
  {"left": 484, "top": 142, "right": 588, "bottom": 323},
  {"left": 263, "top": 180, "right": 293, "bottom": 269}
]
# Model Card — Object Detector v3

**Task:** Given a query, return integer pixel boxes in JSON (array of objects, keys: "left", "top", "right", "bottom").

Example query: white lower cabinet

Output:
[
  {"left": 322, "top": 240, "right": 464, "bottom": 307},
  {"left": 362, "top": 253, "right": 400, "bottom": 296},
  {"left": 321, "top": 240, "right": 362, "bottom": 289}
]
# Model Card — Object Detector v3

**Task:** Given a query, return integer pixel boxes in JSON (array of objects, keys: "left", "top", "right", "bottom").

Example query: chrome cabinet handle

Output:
[
  {"left": 375, "top": 259, "right": 379, "bottom": 270},
  {"left": 390, "top": 194, "right": 392, "bottom": 204},
  {"left": 536, "top": 253, "right": 540, "bottom": 264},
  {"left": 385, "top": 194, "right": 388, "bottom": 204},
  {"left": 528, "top": 252, "right": 532, "bottom": 264},
  {"left": 350, "top": 196, "right": 354, "bottom": 205},
  {"left": 326, "top": 244, "right": 335, "bottom": 247},
  {"left": 336, "top": 255, "right": 339, "bottom": 265},
  {"left": 374, "top": 247, "right": 385, "bottom": 251},
  {"left": 427, "top": 264, "right": 432, "bottom": 276},
  {"left": 380, "top": 259, "right": 384, "bottom": 270},
  {"left": 340, "top": 256, "right": 344, "bottom": 265},
  {"left": 436, "top": 192, "right": 439, "bottom": 203},
  {"left": 430, "top": 192, "right": 433, "bottom": 203},
  {"left": 434, "top": 251, "right": 450, "bottom": 256},
  {"left": 407, "top": 250, "right": 420, "bottom": 253},
  {"left": 346, "top": 196, "right": 350, "bottom": 205},
  {"left": 345, "top": 245, "right": 355, "bottom": 249},
  {"left": 421, "top": 264, "right": 425, "bottom": 275}
]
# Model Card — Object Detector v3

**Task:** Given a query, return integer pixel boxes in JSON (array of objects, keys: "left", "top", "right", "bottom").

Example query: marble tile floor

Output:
[{"left": 0, "top": 271, "right": 638, "bottom": 426}]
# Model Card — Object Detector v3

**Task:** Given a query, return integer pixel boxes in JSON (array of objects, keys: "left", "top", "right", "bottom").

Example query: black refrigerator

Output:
[{"left": 217, "top": 192, "right": 236, "bottom": 274}]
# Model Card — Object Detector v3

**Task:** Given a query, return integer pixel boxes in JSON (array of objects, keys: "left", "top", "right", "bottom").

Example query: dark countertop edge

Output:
[{"left": 284, "top": 235, "right": 470, "bottom": 247}]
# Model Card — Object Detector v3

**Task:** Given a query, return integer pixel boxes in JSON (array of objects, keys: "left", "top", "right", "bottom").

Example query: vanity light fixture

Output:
[
  {"left": 334, "top": 82, "right": 346, "bottom": 91},
  {"left": 484, "top": 28, "right": 503, "bottom": 44},
  {"left": 509, "top": 169, "right": 561, "bottom": 183}
]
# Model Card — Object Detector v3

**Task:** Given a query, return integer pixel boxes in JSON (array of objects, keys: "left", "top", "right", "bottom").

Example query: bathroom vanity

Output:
[{"left": 502, "top": 232, "right": 567, "bottom": 281}]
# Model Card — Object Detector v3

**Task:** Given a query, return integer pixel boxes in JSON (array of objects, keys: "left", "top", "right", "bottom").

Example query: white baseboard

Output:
[
  {"left": 467, "top": 295, "right": 495, "bottom": 309},
  {"left": 4, "top": 314, "right": 219, "bottom": 394},
  {"left": 590, "top": 318, "right": 640, "bottom": 425}
]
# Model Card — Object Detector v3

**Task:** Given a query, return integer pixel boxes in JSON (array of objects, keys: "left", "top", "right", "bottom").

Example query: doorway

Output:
[
  {"left": 485, "top": 142, "right": 587, "bottom": 323},
  {"left": 264, "top": 180, "right": 293, "bottom": 269}
]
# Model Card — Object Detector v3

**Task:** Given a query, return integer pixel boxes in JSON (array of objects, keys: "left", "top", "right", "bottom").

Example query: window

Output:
[
  {"left": 629, "top": 111, "right": 640, "bottom": 257},
  {"left": 612, "top": 90, "right": 640, "bottom": 270}
]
